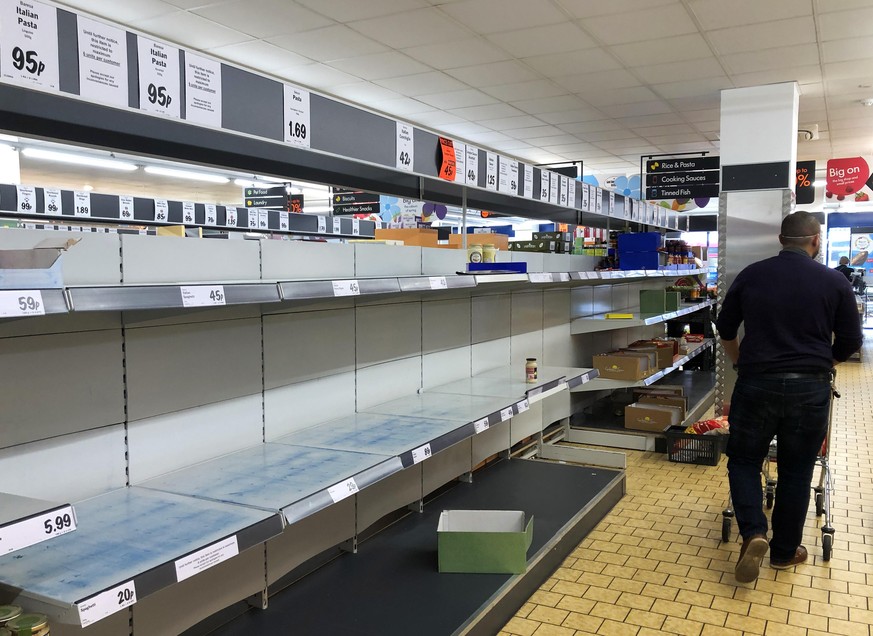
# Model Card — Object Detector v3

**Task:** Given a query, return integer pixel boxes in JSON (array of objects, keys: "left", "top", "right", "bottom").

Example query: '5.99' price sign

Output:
[{"left": 0, "top": 504, "right": 77, "bottom": 555}]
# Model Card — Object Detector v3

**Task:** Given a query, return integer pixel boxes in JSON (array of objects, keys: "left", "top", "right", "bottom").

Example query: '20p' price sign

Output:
[
  {"left": 0, "top": 290, "right": 45, "bottom": 317},
  {"left": 77, "top": 580, "right": 136, "bottom": 627},
  {"left": 284, "top": 84, "right": 311, "bottom": 148}
]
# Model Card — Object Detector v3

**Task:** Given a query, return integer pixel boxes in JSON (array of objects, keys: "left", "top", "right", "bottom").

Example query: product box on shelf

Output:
[
  {"left": 626, "top": 341, "right": 674, "bottom": 368},
  {"left": 592, "top": 352, "right": 650, "bottom": 381},
  {"left": 0, "top": 236, "right": 79, "bottom": 288},
  {"left": 620, "top": 251, "right": 660, "bottom": 270},
  {"left": 447, "top": 232, "right": 509, "bottom": 251},
  {"left": 639, "top": 289, "right": 681, "bottom": 314},
  {"left": 509, "top": 240, "right": 555, "bottom": 253},
  {"left": 617, "top": 232, "right": 662, "bottom": 252},
  {"left": 624, "top": 402, "right": 683, "bottom": 432},
  {"left": 633, "top": 385, "right": 685, "bottom": 399},
  {"left": 532, "top": 231, "right": 572, "bottom": 243},
  {"left": 437, "top": 510, "right": 533, "bottom": 574},
  {"left": 637, "top": 395, "right": 687, "bottom": 419}
]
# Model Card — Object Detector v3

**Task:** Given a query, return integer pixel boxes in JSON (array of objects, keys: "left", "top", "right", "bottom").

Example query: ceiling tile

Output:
[
  {"left": 483, "top": 80, "right": 568, "bottom": 102},
  {"left": 691, "top": 121, "right": 720, "bottom": 133},
  {"left": 731, "top": 66, "right": 822, "bottom": 87},
  {"left": 447, "top": 103, "right": 527, "bottom": 121},
  {"left": 446, "top": 61, "right": 540, "bottom": 87},
  {"left": 523, "top": 48, "right": 622, "bottom": 77},
  {"left": 561, "top": 0, "right": 678, "bottom": 19},
  {"left": 799, "top": 82, "right": 824, "bottom": 96},
  {"left": 486, "top": 22, "right": 597, "bottom": 58},
  {"left": 505, "top": 125, "right": 564, "bottom": 140},
  {"left": 329, "top": 82, "right": 405, "bottom": 105},
  {"left": 439, "top": 0, "right": 567, "bottom": 34},
  {"left": 207, "top": 40, "right": 312, "bottom": 72},
  {"left": 512, "top": 95, "right": 591, "bottom": 115},
  {"left": 463, "top": 131, "right": 513, "bottom": 144},
  {"left": 667, "top": 94, "right": 724, "bottom": 111},
  {"left": 193, "top": 1, "right": 332, "bottom": 38},
  {"left": 490, "top": 140, "right": 535, "bottom": 152},
  {"left": 706, "top": 17, "right": 816, "bottom": 55},
  {"left": 822, "top": 59, "right": 873, "bottom": 81},
  {"left": 579, "top": 4, "right": 698, "bottom": 46},
  {"left": 328, "top": 52, "right": 431, "bottom": 81},
  {"left": 822, "top": 37, "right": 873, "bottom": 64},
  {"left": 610, "top": 33, "right": 713, "bottom": 67},
  {"left": 580, "top": 130, "right": 639, "bottom": 142},
  {"left": 722, "top": 44, "right": 820, "bottom": 75},
  {"left": 403, "top": 38, "right": 511, "bottom": 69},
  {"left": 635, "top": 57, "right": 725, "bottom": 85},
  {"left": 592, "top": 137, "right": 649, "bottom": 150},
  {"left": 437, "top": 122, "right": 493, "bottom": 136},
  {"left": 537, "top": 108, "right": 607, "bottom": 124},
  {"left": 633, "top": 123, "right": 695, "bottom": 137},
  {"left": 132, "top": 11, "right": 252, "bottom": 49},
  {"left": 265, "top": 25, "right": 386, "bottom": 62},
  {"left": 410, "top": 111, "right": 467, "bottom": 127},
  {"left": 58, "top": 0, "right": 177, "bottom": 23},
  {"left": 646, "top": 133, "right": 707, "bottom": 145},
  {"left": 374, "top": 72, "right": 469, "bottom": 97},
  {"left": 819, "top": 7, "right": 873, "bottom": 40},
  {"left": 477, "top": 115, "right": 545, "bottom": 130},
  {"left": 616, "top": 113, "right": 683, "bottom": 127},
  {"left": 554, "top": 69, "right": 642, "bottom": 93},
  {"left": 542, "top": 143, "right": 600, "bottom": 155},
  {"left": 366, "top": 97, "right": 432, "bottom": 116},
  {"left": 526, "top": 135, "right": 576, "bottom": 147},
  {"left": 348, "top": 8, "right": 471, "bottom": 49},
  {"left": 681, "top": 109, "right": 720, "bottom": 123},
  {"left": 416, "top": 89, "right": 497, "bottom": 109},
  {"left": 688, "top": 0, "right": 808, "bottom": 30},
  {"left": 277, "top": 63, "right": 361, "bottom": 89},
  {"left": 814, "top": 0, "right": 873, "bottom": 13},
  {"left": 651, "top": 76, "right": 733, "bottom": 100},
  {"left": 294, "top": 0, "right": 429, "bottom": 22},
  {"left": 584, "top": 87, "right": 660, "bottom": 107},
  {"left": 558, "top": 120, "right": 625, "bottom": 134}
]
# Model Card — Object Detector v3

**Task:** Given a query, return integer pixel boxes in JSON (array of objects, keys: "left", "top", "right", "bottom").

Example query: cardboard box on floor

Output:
[
  {"left": 437, "top": 510, "right": 533, "bottom": 574},
  {"left": 625, "top": 402, "right": 684, "bottom": 432}
]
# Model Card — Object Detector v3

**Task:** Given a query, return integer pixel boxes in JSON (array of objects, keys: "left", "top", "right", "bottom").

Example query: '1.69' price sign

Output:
[{"left": 284, "top": 85, "right": 311, "bottom": 149}]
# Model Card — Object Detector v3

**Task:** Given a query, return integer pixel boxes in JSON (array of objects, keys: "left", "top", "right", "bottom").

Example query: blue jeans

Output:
[{"left": 726, "top": 374, "right": 832, "bottom": 561}]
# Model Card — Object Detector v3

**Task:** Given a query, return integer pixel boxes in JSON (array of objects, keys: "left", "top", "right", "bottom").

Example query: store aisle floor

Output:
[{"left": 500, "top": 342, "right": 873, "bottom": 636}]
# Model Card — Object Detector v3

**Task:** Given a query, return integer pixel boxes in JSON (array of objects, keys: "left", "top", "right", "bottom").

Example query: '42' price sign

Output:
[
  {"left": 0, "top": 290, "right": 45, "bottom": 317},
  {"left": 396, "top": 122, "right": 414, "bottom": 172}
]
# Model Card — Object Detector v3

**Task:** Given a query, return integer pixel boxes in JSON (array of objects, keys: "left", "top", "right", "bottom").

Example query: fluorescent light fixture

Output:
[
  {"left": 233, "top": 178, "right": 276, "bottom": 188},
  {"left": 0, "top": 133, "right": 19, "bottom": 143},
  {"left": 254, "top": 175, "right": 290, "bottom": 184},
  {"left": 813, "top": 180, "right": 825, "bottom": 187},
  {"left": 144, "top": 166, "right": 229, "bottom": 183},
  {"left": 22, "top": 147, "right": 138, "bottom": 171}
]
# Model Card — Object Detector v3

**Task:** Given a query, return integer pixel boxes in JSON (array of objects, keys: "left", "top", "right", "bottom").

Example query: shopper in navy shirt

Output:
[{"left": 716, "top": 211, "right": 862, "bottom": 583}]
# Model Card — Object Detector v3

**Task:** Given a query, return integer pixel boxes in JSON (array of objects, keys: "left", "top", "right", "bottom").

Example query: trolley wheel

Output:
[
  {"left": 822, "top": 532, "right": 833, "bottom": 561},
  {"left": 721, "top": 516, "right": 731, "bottom": 543},
  {"left": 765, "top": 489, "right": 774, "bottom": 510},
  {"left": 815, "top": 491, "right": 824, "bottom": 517}
]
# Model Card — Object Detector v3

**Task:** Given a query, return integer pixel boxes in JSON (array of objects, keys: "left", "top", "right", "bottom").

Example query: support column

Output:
[{"left": 716, "top": 82, "right": 800, "bottom": 415}]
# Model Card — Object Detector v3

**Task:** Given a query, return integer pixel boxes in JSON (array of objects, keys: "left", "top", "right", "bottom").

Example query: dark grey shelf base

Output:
[{"left": 199, "top": 458, "right": 624, "bottom": 636}]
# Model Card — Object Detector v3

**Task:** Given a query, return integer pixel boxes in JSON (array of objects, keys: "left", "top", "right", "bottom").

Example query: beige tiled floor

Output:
[{"left": 501, "top": 342, "right": 873, "bottom": 636}]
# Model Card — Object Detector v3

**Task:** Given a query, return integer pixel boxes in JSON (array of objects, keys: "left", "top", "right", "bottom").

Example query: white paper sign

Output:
[
  {"left": 332, "top": 280, "right": 360, "bottom": 296},
  {"left": 0, "top": 503, "right": 74, "bottom": 555},
  {"left": 529, "top": 272, "right": 552, "bottom": 283},
  {"left": 581, "top": 183, "right": 590, "bottom": 211},
  {"left": 280, "top": 211, "right": 290, "bottom": 231},
  {"left": 609, "top": 191, "right": 616, "bottom": 216},
  {"left": 284, "top": 84, "right": 311, "bottom": 148},
  {"left": 332, "top": 217, "right": 341, "bottom": 234},
  {"left": 73, "top": 190, "right": 91, "bottom": 217},
  {"left": 43, "top": 187, "right": 61, "bottom": 214},
  {"left": 225, "top": 207, "right": 237, "bottom": 226},
  {"left": 539, "top": 170, "right": 549, "bottom": 200},
  {"left": 182, "top": 201, "right": 195, "bottom": 224},
  {"left": 500, "top": 406, "right": 514, "bottom": 422},
  {"left": 549, "top": 173, "right": 560, "bottom": 204},
  {"left": 396, "top": 122, "right": 414, "bottom": 172},
  {"left": 180, "top": 285, "right": 225, "bottom": 307},
  {"left": 175, "top": 535, "right": 239, "bottom": 582},
  {"left": 473, "top": 417, "right": 489, "bottom": 434},
  {"left": 517, "top": 399, "right": 530, "bottom": 413},
  {"left": 559, "top": 176, "right": 569, "bottom": 206},
  {"left": 327, "top": 477, "right": 359, "bottom": 503},
  {"left": 568, "top": 179, "right": 577, "bottom": 208},
  {"left": 0, "top": 290, "right": 44, "bottom": 317},
  {"left": 523, "top": 164, "right": 533, "bottom": 198},
  {"left": 497, "top": 157, "right": 509, "bottom": 193},
  {"left": 1, "top": 0, "right": 59, "bottom": 90},
  {"left": 118, "top": 195, "right": 134, "bottom": 220},
  {"left": 205, "top": 204, "right": 217, "bottom": 225},
  {"left": 485, "top": 152, "right": 497, "bottom": 191},
  {"left": 137, "top": 38, "right": 180, "bottom": 118},
  {"left": 453, "top": 141, "right": 466, "bottom": 183},
  {"left": 15, "top": 185, "right": 35, "bottom": 214},
  {"left": 509, "top": 160, "right": 519, "bottom": 194},
  {"left": 77, "top": 16, "right": 128, "bottom": 108},
  {"left": 352, "top": 218, "right": 360, "bottom": 236},
  {"left": 258, "top": 209, "right": 269, "bottom": 230},
  {"left": 184, "top": 53, "right": 221, "bottom": 127},
  {"left": 154, "top": 199, "right": 169, "bottom": 222},
  {"left": 428, "top": 276, "right": 448, "bottom": 290},
  {"left": 247, "top": 209, "right": 257, "bottom": 228},
  {"left": 77, "top": 580, "right": 136, "bottom": 628},
  {"left": 411, "top": 443, "right": 432, "bottom": 464},
  {"left": 595, "top": 187, "right": 603, "bottom": 214},
  {"left": 465, "top": 145, "right": 478, "bottom": 185}
]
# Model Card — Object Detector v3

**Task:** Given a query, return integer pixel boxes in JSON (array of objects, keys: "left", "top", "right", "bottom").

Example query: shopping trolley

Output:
[{"left": 720, "top": 374, "right": 839, "bottom": 561}]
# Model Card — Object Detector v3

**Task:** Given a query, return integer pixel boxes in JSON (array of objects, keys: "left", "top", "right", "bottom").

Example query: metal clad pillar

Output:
[{"left": 716, "top": 82, "right": 800, "bottom": 414}]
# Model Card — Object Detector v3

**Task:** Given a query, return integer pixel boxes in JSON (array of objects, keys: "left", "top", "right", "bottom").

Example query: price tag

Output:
[
  {"left": 43, "top": 187, "right": 61, "bottom": 214},
  {"left": 485, "top": 152, "right": 497, "bottom": 191},
  {"left": 175, "top": 535, "right": 239, "bottom": 582},
  {"left": 429, "top": 276, "right": 448, "bottom": 290},
  {"left": 516, "top": 399, "right": 530, "bottom": 413},
  {"left": 258, "top": 209, "right": 269, "bottom": 230},
  {"left": 560, "top": 176, "right": 569, "bottom": 206},
  {"left": 333, "top": 217, "right": 342, "bottom": 234},
  {"left": 118, "top": 195, "right": 134, "bottom": 221},
  {"left": 581, "top": 183, "right": 590, "bottom": 211},
  {"left": 74, "top": 190, "right": 91, "bottom": 217},
  {"left": 332, "top": 280, "right": 360, "bottom": 296},
  {"left": 352, "top": 218, "right": 360, "bottom": 236},
  {"left": 0, "top": 504, "right": 75, "bottom": 555},
  {"left": 180, "top": 201, "right": 194, "bottom": 224},
  {"left": 500, "top": 406, "right": 514, "bottom": 422},
  {"left": 586, "top": 271, "right": 600, "bottom": 280},
  {"left": 396, "top": 122, "right": 414, "bottom": 172},
  {"left": 465, "top": 145, "right": 479, "bottom": 185},
  {"left": 568, "top": 179, "right": 577, "bottom": 208},
  {"left": 279, "top": 212, "right": 290, "bottom": 231},
  {"left": 580, "top": 373, "right": 592, "bottom": 384},
  {"left": 1, "top": 0, "right": 60, "bottom": 90},
  {"left": 473, "top": 417, "right": 489, "bottom": 434},
  {"left": 549, "top": 172, "right": 559, "bottom": 204},
  {"left": 180, "top": 285, "right": 226, "bottom": 307},
  {"left": 453, "top": 141, "right": 466, "bottom": 183},
  {"left": 529, "top": 272, "right": 552, "bottom": 283},
  {"left": 284, "top": 84, "right": 311, "bottom": 148},
  {"left": 77, "top": 580, "right": 136, "bottom": 628},
  {"left": 540, "top": 170, "right": 549, "bottom": 200},
  {"left": 15, "top": 185, "right": 35, "bottom": 214},
  {"left": 595, "top": 187, "right": 603, "bottom": 214},
  {"left": 154, "top": 199, "right": 169, "bottom": 222},
  {"left": 411, "top": 443, "right": 432, "bottom": 464},
  {"left": 558, "top": 273, "right": 571, "bottom": 282},
  {"left": 138, "top": 37, "right": 181, "bottom": 118},
  {"left": 247, "top": 209, "right": 257, "bottom": 229},
  {"left": 523, "top": 164, "right": 533, "bottom": 198},
  {"left": 327, "top": 477, "right": 359, "bottom": 503},
  {"left": 608, "top": 191, "right": 616, "bottom": 216},
  {"left": 225, "top": 206, "right": 237, "bottom": 227},
  {"left": 205, "top": 204, "right": 217, "bottom": 225}
]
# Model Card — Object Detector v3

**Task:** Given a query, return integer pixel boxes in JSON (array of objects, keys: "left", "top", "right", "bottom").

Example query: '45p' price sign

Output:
[
  {"left": 284, "top": 84, "right": 311, "bottom": 148},
  {"left": 0, "top": 0, "right": 60, "bottom": 90}
]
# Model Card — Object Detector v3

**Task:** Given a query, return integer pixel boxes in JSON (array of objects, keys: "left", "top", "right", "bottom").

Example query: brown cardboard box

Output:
[
  {"left": 633, "top": 385, "right": 685, "bottom": 399},
  {"left": 637, "top": 395, "right": 687, "bottom": 420},
  {"left": 376, "top": 228, "right": 442, "bottom": 247},
  {"left": 592, "top": 353, "right": 649, "bottom": 381},
  {"left": 624, "top": 402, "right": 683, "bottom": 432},
  {"left": 627, "top": 341, "right": 674, "bottom": 368},
  {"left": 448, "top": 233, "right": 510, "bottom": 250}
]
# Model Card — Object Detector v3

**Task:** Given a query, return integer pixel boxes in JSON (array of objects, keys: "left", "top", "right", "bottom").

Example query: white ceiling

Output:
[{"left": 52, "top": 0, "right": 873, "bottom": 178}]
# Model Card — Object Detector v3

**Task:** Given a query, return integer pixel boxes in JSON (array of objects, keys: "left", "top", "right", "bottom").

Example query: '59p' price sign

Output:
[
  {"left": 1, "top": 0, "right": 60, "bottom": 90},
  {"left": 284, "top": 84, "right": 311, "bottom": 148}
]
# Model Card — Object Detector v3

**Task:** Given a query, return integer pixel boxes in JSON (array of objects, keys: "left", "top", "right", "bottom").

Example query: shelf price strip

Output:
[
  {"left": 516, "top": 399, "right": 530, "bottom": 413},
  {"left": 0, "top": 290, "right": 45, "bottom": 317},
  {"left": 0, "top": 504, "right": 76, "bottom": 555},
  {"left": 327, "top": 477, "right": 359, "bottom": 503},
  {"left": 428, "top": 276, "right": 447, "bottom": 290},
  {"left": 180, "top": 285, "right": 226, "bottom": 307},
  {"left": 529, "top": 273, "right": 552, "bottom": 283},
  {"left": 332, "top": 280, "right": 360, "bottom": 297},
  {"left": 500, "top": 406, "right": 514, "bottom": 422},
  {"left": 473, "top": 417, "right": 489, "bottom": 434},
  {"left": 77, "top": 580, "right": 136, "bottom": 628}
]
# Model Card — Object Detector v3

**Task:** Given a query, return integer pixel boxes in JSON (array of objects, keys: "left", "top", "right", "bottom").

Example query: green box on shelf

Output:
[
  {"left": 665, "top": 291, "right": 681, "bottom": 312},
  {"left": 437, "top": 510, "right": 533, "bottom": 574},
  {"left": 639, "top": 289, "right": 667, "bottom": 314}
]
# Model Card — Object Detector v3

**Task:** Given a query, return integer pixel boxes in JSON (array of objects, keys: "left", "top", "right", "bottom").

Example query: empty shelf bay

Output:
[{"left": 362, "top": 392, "right": 517, "bottom": 425}]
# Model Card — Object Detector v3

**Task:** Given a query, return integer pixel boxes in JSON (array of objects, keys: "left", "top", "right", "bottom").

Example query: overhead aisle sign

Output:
[
  {"left": 284, "top": 85, "right": 310, "bottom": 148},
  {"left": 645, "top": 156, "right": 720, "bottom": 200}
]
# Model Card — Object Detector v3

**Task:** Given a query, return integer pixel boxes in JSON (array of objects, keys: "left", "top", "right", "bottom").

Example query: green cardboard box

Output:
[
  {"left": 438, "top": 510, "right": 534, "bottom": 574},
  {"left": 665, "top": 291, "right": 681, "bottom": 311},
  {"left": 639, "top": 289, "right": 667, "bottom": 314}
]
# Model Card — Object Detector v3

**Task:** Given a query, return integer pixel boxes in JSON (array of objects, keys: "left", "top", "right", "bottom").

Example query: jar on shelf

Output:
[
  {"left": 482, "top": 243, "right": 497, "bottom": 263},
  {"left": 6, "top": 613, "right": 49, "bottom": 636},
  {"left": 0, "top": 606, "right": 22, "bottom": 627},
  {"left": 525, "top": 358, "right": 538, "bottom": 383},
  {"left": 467, "top": 244, "right": 483, "bottom": 264}
]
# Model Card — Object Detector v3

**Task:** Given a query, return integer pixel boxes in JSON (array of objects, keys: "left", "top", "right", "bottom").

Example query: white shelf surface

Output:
[
  {"left": 0, "top": 487, "right": 281, "bottom": 622},
  {"left": 571, "top": 299, "right": 714, "bottom": 335},
  {"left": 0, "top": 493, "right": 77, "bottom": 556},
  {"left": 573, "top": 340, "right": 714, "bottom": 392},
  {"left": 362, "top": 392, "right": 517, "bottom": 424},
  {"left": 429, "top": 366, "right": 567, "bottom": 402}
]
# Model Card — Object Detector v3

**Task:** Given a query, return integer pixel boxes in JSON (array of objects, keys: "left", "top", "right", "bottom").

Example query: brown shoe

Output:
[
  {"left": 770, "top": 546, "right": 808, "bottom": 570},
  {"left": 735, "top": 534, "right": 769, "bottom": 583}
]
